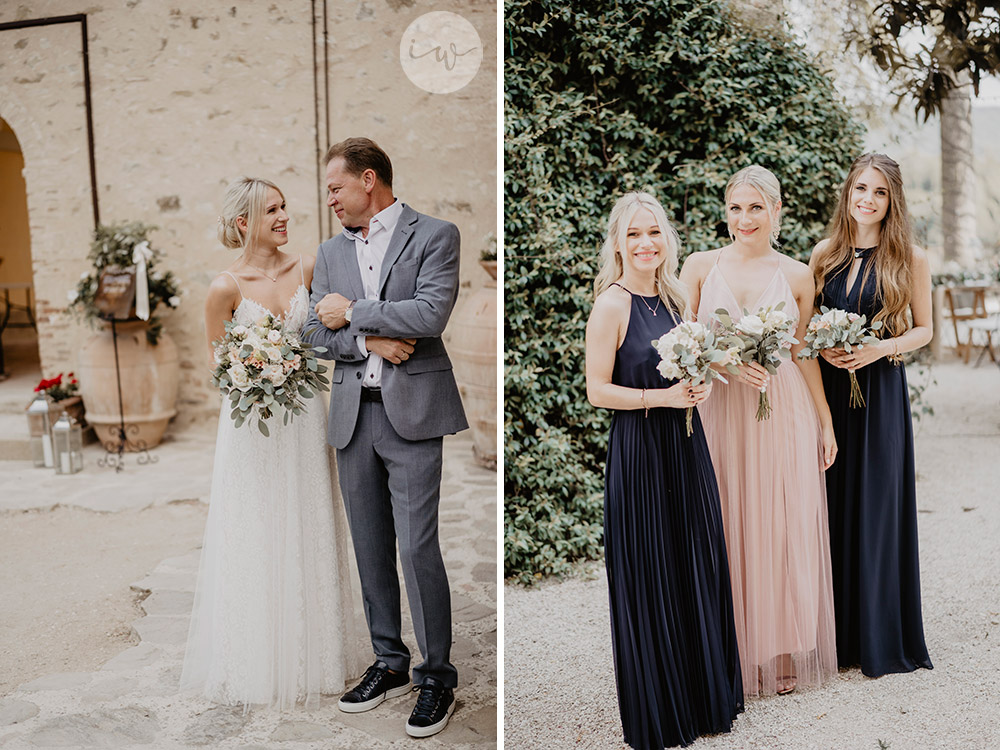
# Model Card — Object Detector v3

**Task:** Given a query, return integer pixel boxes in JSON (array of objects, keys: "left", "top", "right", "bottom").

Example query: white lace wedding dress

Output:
[{"left": 180, "top": 268, "right": 359, "bottom": 709}]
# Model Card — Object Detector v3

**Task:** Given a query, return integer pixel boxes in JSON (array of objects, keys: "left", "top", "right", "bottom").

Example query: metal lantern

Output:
[
  {"left": 52, "top": 414, "right": 84, "bottom": 475},
  {"left": 26, "top": 393, "right": 54, "bottom": 468}
]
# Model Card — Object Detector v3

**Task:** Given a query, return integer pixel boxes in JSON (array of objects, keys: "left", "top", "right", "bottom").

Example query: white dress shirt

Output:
[{"left": 342, "top": 199, "right": 404, "bottom": 388}]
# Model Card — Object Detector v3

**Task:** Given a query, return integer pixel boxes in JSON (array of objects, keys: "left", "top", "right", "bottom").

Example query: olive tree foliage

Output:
[
  {"left": 504, "top": 0, "right": 865, "bottom": 584},
  {"left": 847, "top": 0, "right": 1000, "bottom": 120}
]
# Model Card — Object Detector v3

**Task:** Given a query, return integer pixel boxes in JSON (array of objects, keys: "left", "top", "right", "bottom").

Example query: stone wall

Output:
[{"left": 0, "top": 0, "right": 496, "bottom": 422}]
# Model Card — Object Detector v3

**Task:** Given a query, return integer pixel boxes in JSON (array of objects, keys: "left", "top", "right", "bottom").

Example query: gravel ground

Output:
[{"left": 504, "top": 359, "right": 1000, "bottom": 750}]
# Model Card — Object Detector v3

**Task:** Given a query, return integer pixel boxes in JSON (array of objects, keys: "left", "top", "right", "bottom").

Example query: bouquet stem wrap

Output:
[{"left": 756, "top": 388, "right": 772, "bottom": 421}]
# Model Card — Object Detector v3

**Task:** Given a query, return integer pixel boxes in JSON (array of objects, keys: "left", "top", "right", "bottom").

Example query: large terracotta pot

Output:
[
  {"left": 450, "top": 260, "right": 497, "bottom": 469},
  {"left": 77, "top": 321, "right": 179, "bottom": 450}
]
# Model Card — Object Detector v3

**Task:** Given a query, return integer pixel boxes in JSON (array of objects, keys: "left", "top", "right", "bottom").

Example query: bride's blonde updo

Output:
[{"left": 218, "top": 177, "right": 283, "bottom": 250}]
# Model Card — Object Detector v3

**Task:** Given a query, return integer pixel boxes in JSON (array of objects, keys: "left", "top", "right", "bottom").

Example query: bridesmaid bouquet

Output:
[
  {"left": 651, "top": 321, "right": 739, "bottom": 436},
  {"left": 211, "top": 314, "right": 330, "bottom": 436},
  {"left": 713, "top": 302, "right": 798, "bottom": 421},
  {"left": 797, "top": 306, "right": 883, "bottom": 408}
]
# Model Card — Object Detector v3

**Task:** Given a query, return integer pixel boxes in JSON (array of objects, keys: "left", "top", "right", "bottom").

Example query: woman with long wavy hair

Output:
[
  {"left": 809, "top": 153, "right": 934, "bottom": 677},
  {"left": 585, "top": 192, "right": 742, "bottom": 748}
]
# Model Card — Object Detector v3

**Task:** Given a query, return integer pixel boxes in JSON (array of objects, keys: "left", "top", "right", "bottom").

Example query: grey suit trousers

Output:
[{"left": 337, "top": 398, "right": 456, "bottom": 689}]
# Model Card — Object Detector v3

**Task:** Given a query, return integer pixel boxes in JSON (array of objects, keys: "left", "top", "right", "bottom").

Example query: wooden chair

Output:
[
  {"left": 965, "top": 313, "right": 999, "bottom": 367},
  {"left": 943, "top": 286, "right": 988, "bottom": 362}
]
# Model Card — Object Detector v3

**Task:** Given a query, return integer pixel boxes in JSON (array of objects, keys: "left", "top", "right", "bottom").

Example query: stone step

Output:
[{"left": 0, "top": 412, "right": 31, "bottom": 461}]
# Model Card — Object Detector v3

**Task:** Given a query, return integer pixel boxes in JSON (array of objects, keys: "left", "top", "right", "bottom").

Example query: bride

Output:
[{"left": 180, "top": 176, "right": 359, "bottom": 708}]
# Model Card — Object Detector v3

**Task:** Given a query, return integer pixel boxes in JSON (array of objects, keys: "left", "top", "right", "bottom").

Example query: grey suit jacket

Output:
[{"left": 303, "top": 203, "right": 469, "bottom": 449}]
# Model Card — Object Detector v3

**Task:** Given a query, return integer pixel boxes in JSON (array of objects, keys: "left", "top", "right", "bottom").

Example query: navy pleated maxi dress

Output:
[
  {"left": 603, "top": 292, "right": 743, "bottom": 749},
  {"left": 819, "top": 248, "right": 933, "bottom": 677}
]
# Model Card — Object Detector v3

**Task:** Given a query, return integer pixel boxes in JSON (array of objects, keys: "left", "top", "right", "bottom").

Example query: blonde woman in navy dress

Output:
[{"left": 585, "top": 191, "right": 742, "bottom": 748}]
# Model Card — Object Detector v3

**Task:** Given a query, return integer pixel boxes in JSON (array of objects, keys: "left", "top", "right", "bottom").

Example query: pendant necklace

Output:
[
  {"left": 243, "top": 259, "right": 279, "bottom": 282},
  {"left": 638, "top": 292, "right": 661, "bottom": 317}
]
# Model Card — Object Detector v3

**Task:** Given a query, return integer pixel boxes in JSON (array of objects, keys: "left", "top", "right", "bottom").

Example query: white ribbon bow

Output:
[{"left": 132, "top": 241, "right": 153, "bottom": 321}]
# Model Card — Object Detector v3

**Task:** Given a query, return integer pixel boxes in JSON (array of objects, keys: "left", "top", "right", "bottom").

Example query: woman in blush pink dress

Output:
[{"left": 679, "top": 165, "right": 838, "bottom": 697}]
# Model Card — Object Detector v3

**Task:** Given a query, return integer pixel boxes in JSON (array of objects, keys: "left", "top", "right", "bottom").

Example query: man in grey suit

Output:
[{"left": 303, "top": 137, "right": 468, "bottom": 738}]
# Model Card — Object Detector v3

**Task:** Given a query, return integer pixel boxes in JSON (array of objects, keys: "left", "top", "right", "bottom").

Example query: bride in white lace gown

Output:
[{"left": 181, "top": 177, "right": 359, "bottom": 708}]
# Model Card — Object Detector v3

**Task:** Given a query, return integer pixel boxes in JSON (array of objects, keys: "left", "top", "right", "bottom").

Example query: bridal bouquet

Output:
[
  {"left": 211, "top": 314, "right": 330, "bottom": 436},
  {"left": 797, "top": 306, "right": 883, "bottom": 408},
  {"left": 652, "top": 322, "right": 739, "bottom": 436},
  {"left": 713, "top": 302, "right": 798, "bottom": 421}
]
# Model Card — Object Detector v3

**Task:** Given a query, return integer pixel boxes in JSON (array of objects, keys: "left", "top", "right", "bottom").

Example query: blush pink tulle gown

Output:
[{"left": 696, "top": 255, "right": 838, "bottom": 698}]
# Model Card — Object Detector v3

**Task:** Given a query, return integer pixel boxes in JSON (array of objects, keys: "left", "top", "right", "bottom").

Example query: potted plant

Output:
[
  {"left": 67, "top": 221, "right": 182, "bottom": 345},
  {"left": 32, "top": 372, "right": 86, "bottom": 426},
  {"left": 67, "top": 222, "right": 182, "bottom": 450}
]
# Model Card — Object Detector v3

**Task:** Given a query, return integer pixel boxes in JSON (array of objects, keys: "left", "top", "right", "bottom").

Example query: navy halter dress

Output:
[
  {"left": 603, "top": 289, "right": 743, "bottom": 749},
  {"left": 819, "top": 249, "right": 933, "bottom": 677}
]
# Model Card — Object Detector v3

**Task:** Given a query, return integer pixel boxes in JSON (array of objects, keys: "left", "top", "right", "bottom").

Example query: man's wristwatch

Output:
[{"left": 344, "top": 299, "right": 356, "bottom": 323}]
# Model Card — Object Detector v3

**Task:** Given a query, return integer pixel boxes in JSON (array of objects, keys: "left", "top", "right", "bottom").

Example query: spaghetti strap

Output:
[
  {"left": 221, "top": 271, "right": 244, "bottom": 299},
  {"left": 610, "top": 281, "right": 629, "bottom": 294},
  {"left": 298, "top": 255, "right": 305, "bottom": 286}
]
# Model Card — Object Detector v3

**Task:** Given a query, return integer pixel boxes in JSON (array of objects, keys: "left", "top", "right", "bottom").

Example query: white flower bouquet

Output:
[
  {"left": 713, "top": 302, "right": 798, "bottom": 421},
  {"left": 652, "top": 321, "right": 738, "bottom": 436},
  {"left": 796, "top": 306, "right": 883, "bottom": 408},
  {"left": 211, "top": 315, "right": 330, "bottom": 435}
]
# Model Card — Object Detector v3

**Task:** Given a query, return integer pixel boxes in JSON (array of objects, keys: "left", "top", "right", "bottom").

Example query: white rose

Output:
[
  {"left": 765, "top": 310, "right": 788, "bottom": 329},
  {"left": 263, "top": 364, "right": 287, "bottom": 386},
  {"left": 653, "top": 333, "right": 675, "bottom": 357},
  {"left": 67, "top": 289, "right": 79, "bottom": 303},
  {"left": 266, "top": 346, "right": 283, "bottom": 363},
  {"left": 168, "top": 295, "right": 181, "bottom": 308},
  {"left": 657, "top": 360, "right": 682, "bottom": 380},
  {"left": 227, "top": 363, "right": 252, "bottom": 392},
  {"left": 832, "top": 309, "right": 849, "bottom": 326},
  {"left": 737, "top": 315, "right": 765, "bottom": 337},
  {"left": 231, "top": 325, "right": 249, "bottom": 338},
  {"left": 721, "top": 346, "right": 741, "bottom": 366},
  {"left": 267, "top": 329, "right": 283, "bottom": 345}
]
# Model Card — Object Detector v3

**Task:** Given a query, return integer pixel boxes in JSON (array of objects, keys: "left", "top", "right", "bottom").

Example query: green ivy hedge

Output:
[{"left": 504, "top": 0, "right": 866, "bottom": 583}]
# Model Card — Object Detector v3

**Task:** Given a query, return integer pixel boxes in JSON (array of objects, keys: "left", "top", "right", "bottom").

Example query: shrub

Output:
[{"left": 504, "top": 0, "right": 866, "bottom": 583}]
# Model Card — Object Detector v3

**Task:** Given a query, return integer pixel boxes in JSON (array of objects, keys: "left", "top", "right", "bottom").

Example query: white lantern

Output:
[
  {"left": 52, "top": 414, "right": 84, "bottom": 475},
  {"left": 26, "top": 393, "right": 54, "bottom": 468}
]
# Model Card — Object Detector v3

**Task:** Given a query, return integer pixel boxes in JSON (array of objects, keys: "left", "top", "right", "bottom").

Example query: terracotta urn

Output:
[
  {"left": 449, "top": 260, "right": 497, "bottom": 469},
  {"left": 76, "top": 320, "right": 179, "bottom": 450}
]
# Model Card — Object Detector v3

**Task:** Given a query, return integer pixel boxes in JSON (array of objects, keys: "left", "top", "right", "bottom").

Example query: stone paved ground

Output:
[{"left": 0, "top": 431, "right": 497, "bottom": 749}]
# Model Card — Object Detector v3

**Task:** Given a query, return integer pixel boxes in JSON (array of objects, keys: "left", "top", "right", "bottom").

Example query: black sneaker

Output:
[
  {"left": 337, "top": 661, "right": 411, "bottom": 713},
  {"left": 405, "top": 677, "right": 455, "bottom": 738}
]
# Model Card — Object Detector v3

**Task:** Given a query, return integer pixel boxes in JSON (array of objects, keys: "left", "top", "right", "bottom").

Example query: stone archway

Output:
[{"left": 0, "top": 115, "right": 38, "bottom": 380}]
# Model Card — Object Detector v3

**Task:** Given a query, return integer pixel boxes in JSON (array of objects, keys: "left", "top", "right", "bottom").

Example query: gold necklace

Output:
[
  {"left": 637, "top": 292, "right": 661, "bottom": 317},
  {"left": 242, "top": 259, "right": 279, "bottom": 282}
]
